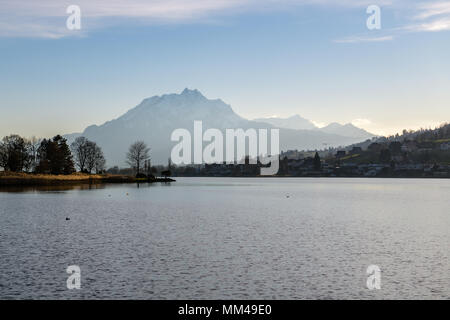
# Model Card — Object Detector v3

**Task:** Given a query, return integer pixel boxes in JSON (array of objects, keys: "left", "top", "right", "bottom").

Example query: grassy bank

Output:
[{"left": 0, "top": 172, "right": 140, "bottom": 186}]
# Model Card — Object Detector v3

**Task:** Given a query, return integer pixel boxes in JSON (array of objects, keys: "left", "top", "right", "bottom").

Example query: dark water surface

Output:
[{"left": 0, "top": 178, "right": 448, "bottom": 299}]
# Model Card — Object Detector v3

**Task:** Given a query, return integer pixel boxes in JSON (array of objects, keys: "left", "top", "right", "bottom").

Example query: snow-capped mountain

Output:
[
  {"left": 253, "top": 115, "right": 317, "bottom": 131},
  {"left": 65, "top": 89, "right": 374, "bottom": 166},
  {"left": 318, "top": 122, "right": 374, "bottom": 140},
  {"left": 255, "top": 116, "right": 374, "bottom": 139}
]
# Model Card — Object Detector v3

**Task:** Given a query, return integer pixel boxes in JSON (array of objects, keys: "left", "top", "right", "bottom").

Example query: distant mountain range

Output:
[
  {"left": 254, "top": 115, "right": 374, "bottom": 140},
  {"left": 65, "top": 89, "right": 376, "bottom": 166},
  {"left": 254, "top": 115, "right": 317, "bottom": 131}
]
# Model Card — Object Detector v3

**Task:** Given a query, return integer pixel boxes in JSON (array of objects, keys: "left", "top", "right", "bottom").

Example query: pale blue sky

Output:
[{"left": 1, "top": 0, "right": 449, "bottom": 137}]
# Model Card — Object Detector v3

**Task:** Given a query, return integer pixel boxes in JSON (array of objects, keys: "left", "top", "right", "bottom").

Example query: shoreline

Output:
[
  {"left": 1, "top": 172, "right": 448, "bottom": 188},
  {"left": 0, "top": 172, "right": 175, "bottom": 187},
  {"left": 171, "top": 175, "right": 450, "bottom": 179}
]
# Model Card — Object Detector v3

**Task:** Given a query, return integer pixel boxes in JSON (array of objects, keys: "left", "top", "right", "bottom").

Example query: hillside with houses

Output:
[
  {"left": 172, "top": 123, "right": 450, "bottom": 178},
  {"left": 279, "top": 123, "right": 450, "bottom": 177}
]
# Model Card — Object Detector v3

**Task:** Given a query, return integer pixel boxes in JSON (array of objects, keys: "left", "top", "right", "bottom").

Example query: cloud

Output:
[
  {"left": 333, "top": 35, "right": 394, "bottom": 43},
  {"left": 333, "top": 1, "right": 450, "bottom": 44},
  {"left": 403, "top": 1, "right": 450, "bottom": 33},
  {"left": 3, "top": 0, "right": 448, "bottom": 39},
  {"left": 413, "top": 1, "right": 450, "bottom": 20},
  {"left": 0, "top": 20, "right": 77, "bottom": 39},
  {"left": 0, "top": 0, "right": 397, "bottom": 38},
  {"left": 311, "top": 120, "right": 327, "bottom": 128},
  {"left": 0, "top": 0, "right": 247, "bottom": 38},
  {"left": 403, "top": 18, "right": 450, "bottom": 32},
  {"left": 0, "top": 0, "right": 244, "bottom": 19}
]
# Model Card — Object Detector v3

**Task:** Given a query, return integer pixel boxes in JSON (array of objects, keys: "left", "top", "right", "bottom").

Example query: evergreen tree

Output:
[
  {"left": 379, "top": 149, "right": 392, "bottom": 164},
  {"left": 313, "top": 152, "right": 322, "bottom": 171},
  {"left": 36, "top": 135, "right": 75, "bottom": 174}
]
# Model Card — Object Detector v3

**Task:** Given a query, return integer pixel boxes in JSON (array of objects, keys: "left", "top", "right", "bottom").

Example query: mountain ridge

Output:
[
  {"left": 255, "top": 116, "right": 375, "bottom": 140},
  {"left": 318, "top": 122, "right": 374, "bottom": 139},
  {"left": 253, "top": 115, "right": 317, "bottom": 131},
  {"left": 65, "top": 89, "right": 375, "bottom": 166}
]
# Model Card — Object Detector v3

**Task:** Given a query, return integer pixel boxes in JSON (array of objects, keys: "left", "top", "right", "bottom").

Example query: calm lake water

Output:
[{"left": 0, "top": 178, "right": 449, "bottom": 299}]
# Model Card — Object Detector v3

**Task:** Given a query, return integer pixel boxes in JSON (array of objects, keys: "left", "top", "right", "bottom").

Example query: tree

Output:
[
  {"left": 53, "top": 135, "right": 75, "bottom": 174},
  {"left": 388, "top": 141, "right": 402, "bottom": 155},
  {"left": 313, "top": 152, "right": 322, "bottom": 171},
  {"left": 0, "top": 134, "right": 30, "bottom": 172},
  {"left": 87, "top": 143, "right": 106, "bottom": 174},
  {"left": 126, "top": 141, "right": 150, "bottom": 176},
  {"left": 71, "top": 137, "right": 106, "bottom": 174},
  {"left": 94, "top": 154, "right": 106, "bottom": 174},
  {"left": 26, "top": 136, "right": 41, "bottom": 172},
  {"left": 36, "top": 135, "right": 75, "bottom": 174},
  {"left": 379, "top": 149, "right": 392, "bottom": 163},
  {"left": 0, "top": 140, "right": 7, "bottom": 170},
  {"left": 85, "top": 142, "right": 97, "bottom": 173},
  {"left": 36, "top": 139, "right": 51, "bottom": 173},
  {"left": 71, "top": 137, "right": 90, "bottom": 172},
  {"left": 144, "top": 159, "right": 151, "bottom": 176},
  {"left": 161, "top": 170, "right": 172, "bottom": 179}
]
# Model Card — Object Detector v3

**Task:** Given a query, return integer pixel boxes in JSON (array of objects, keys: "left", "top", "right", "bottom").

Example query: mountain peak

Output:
[
  {"left": 320, "top": 122, "right": 375, "bottom": 139},
  {"left": 64, "top": 90, "right": 376, "bottom": 165},
  {"left": 254, "top": 114, "right": 317, "bottom": 130},
  {"left": 181, "top": 88, "right": 203, "bottom": 97},
  {"left": 322, "top": 122, "right": 342, "bottom": 129}
]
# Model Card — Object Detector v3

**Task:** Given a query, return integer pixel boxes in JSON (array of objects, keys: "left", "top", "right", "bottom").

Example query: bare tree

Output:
[
  {"left": 126, "top": 141, "right": 150, "bottom": 176},
  {"left": 71, "top": 137, "right": 90, "bottom": 172},
  {"left": 0, "top": 141, "right": 7, "bottom": 170},
  {"left": 94, "top": 150, "right": 106, "bottom": 174},
  {"left": 85, "top": 142, "right": 105, "bottom": 174},
  {"left": 71, "top": 137, "right": 106, "bottom": 174},
  {"left": 26, "top": 136, "right": 41, "bottom": 172},
  {"left": 0, "top": 135, "right": 30, "bottom": 172},
  {"left": 85, "top": 141, "right": 96, "bottom": 173},
  {"left": 86, "top": 143, "right": 105, "bottom": 174}
]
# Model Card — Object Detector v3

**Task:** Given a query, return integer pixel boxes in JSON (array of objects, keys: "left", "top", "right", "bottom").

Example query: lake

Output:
[{"left": 0, "top": 178, "right": 449, "bottom": 299}]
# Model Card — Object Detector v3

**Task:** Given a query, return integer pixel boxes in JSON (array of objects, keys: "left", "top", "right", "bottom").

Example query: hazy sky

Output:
[{"left": 1, "top": 0, "right": 449, "bottom": 137}]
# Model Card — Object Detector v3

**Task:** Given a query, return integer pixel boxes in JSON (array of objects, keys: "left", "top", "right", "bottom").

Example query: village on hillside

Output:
[{"left": 173, "top": 124, "right": 450, "bottom": 178}]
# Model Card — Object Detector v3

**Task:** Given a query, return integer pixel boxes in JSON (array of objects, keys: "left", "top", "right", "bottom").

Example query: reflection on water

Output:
[
  {"left": 0, "top": 178, "right": 449, "bottom": 299},
  {"left": 0, "top": 182, "right": 173, "bottom": 193},
  {"left": 0, "top": 183, "right": 107, "bottom": 193}
]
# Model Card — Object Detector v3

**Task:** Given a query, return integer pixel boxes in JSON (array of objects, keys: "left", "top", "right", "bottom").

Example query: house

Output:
[
  {"left": 350, "top": 147, "right": 362, "bottom": 154},
  {"left": 336, "top": 150, "right": 346, "bottom": 158},
  {"left": 364, "top": 170, "right": 378, "bottom": 177},
  {"left": 440, "top": 142, "right": 450, "bottom": 151},
  {"left": 401, "top": 141, "right": 418, "bottom": 152},
  {"left": 368, "top": 143, "right": 383, "bottom": 152},
  {"left": 389, "top": 141, "right": 402, "bottom": 154}
]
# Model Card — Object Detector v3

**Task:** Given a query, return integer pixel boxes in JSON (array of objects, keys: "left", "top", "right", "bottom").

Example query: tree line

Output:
[
  {"left": 0, "top": 134, "right": 106, "bottom": 175},
  {"left": 0, "top": 134, "right": 160, "bottom": 178}
]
